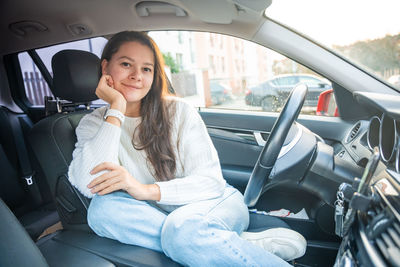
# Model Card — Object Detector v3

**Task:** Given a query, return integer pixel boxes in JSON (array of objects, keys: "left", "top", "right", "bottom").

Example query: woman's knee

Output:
[
  {"left": 161, "top": 211, "right": 206, "bottom": 256},
  {"left": 208, "top": 190, "right": 250, "bottom": 234},
  {"left": 87, "top": 196, "right": 107, "bottom": 230},
  {"left": 87, "top": 193, "right": 124, "bottom": 233}
]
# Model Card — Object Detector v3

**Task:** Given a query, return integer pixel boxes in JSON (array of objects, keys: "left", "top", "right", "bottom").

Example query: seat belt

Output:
[{"left": 8, "top": 113, "right": 42, "bottom": 206}]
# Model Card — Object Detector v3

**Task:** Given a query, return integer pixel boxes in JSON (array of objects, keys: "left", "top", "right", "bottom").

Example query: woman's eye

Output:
[
  {"left": 121, "top": 62, "right": 131, "bottom": 67},
  {"left": 143, "top": 67, "right": 152, "bottom": 72}
]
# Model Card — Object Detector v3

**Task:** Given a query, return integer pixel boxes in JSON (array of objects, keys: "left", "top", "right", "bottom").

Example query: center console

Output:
[{"left": 334, "top": 168, "right": 400, "bottom": 267}]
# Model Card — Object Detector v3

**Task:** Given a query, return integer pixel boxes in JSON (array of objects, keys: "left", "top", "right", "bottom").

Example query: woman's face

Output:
[{"left": 102, "top": 41, "right": 155, "bottom": 105}]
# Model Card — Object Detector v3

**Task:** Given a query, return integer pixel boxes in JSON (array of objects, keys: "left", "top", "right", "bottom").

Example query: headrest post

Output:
[{"left": 56, "top": 97, "right": 62, "bottom": 113}]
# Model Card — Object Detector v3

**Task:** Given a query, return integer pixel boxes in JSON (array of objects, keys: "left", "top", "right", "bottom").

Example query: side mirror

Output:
[{"left": 316, "top": 89, "right": 339, "bottom": 116}]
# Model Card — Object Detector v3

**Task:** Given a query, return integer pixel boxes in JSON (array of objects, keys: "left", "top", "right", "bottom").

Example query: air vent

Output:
[
  {"left": 368, "top": 211, "right": 400, "bottom": 267},
  {"left": 375, "top": 222, "right": 400, "bottom": 266},
  {"left": 347, "top": 122, "right": 361, "bottom": 143},
  {"left": 364, "top": 191, "right": 400, "bottom": 267}
]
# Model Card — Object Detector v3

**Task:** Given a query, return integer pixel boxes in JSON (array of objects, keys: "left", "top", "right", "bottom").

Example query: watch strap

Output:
[{"left": 104, "top": 108, "right": 125, "bottom": 124}]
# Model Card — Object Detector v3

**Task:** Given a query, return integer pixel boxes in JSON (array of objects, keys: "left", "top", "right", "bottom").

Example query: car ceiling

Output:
[
  {"left": 2, "top": 0, "right": 398, "bottom": 98},
  {"left": 0, "top": 0, "right": 271, "bottom": 56}
]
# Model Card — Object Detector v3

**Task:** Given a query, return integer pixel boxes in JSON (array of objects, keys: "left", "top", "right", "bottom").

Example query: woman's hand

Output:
[
  {"left": 96, "top": 75, "right": 126, "bottom": 113},
  {"left": 87, "top": 162, "right": 161, "bottom": 201}
]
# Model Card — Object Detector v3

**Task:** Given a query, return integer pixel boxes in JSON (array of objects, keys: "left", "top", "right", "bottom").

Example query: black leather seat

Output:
[
  {"left": 28, "top": 49, "right": 290, "bottom": 266},
  {"left": 0, "top": 197, "right": 115, "bottom": 267},
  {"left": 0, "top": 106, "right": 59, "bottom": 239},
  {"left": 28, "top": 50, "right": 180, "bottom": 266},
  {"left": 29, "top": 50, "right": 100, "bottom": 231}
]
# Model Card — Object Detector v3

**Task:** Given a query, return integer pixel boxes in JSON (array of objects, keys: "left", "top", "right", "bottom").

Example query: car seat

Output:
[
  {"left": 0, "top": 197, "right": 116, "bottom": 267},
  {"left": 29, "top": 50, "right": 99, "bottom": 232},
  {"left": 28, "top": 50, "right": 182, "bottom": 266},
  {"left": 0, "top": 106, "right": 59, "bottom": 239},
  {"left": 28, "top": 48, "right": 292, "bottom": 266}
]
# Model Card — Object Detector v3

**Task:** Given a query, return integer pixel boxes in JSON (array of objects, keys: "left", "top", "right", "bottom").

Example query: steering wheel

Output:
[{"left": 244, "top": 83, "right": 308, "bottom": 207}]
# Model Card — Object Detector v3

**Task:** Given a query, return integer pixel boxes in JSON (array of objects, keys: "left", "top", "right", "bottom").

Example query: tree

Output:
[
  {"left": 163, "top": 52, "right": 181, "bottom": 73},
  {"left": 333, "top": 34, "right": 400, "bottom": 75},
  {"left": 272, "top": 58, "right": 315, "bottom": 75}
]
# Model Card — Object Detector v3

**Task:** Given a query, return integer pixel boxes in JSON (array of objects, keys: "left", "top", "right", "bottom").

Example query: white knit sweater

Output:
[{"left": 68, "top": 97, "right": 226, "bottom": 206}]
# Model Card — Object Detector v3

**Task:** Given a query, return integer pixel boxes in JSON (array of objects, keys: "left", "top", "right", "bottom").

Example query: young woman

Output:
[{"left": 68, "top": 31, "right": 305, "bottom": 266}]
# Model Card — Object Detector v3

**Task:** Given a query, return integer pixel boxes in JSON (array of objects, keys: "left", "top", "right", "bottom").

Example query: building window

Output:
[
  {"left": 209, "top": 55, "right": 216, "bottom": 74},
  {"left": 176, "top": 53, "right": 183, "bottom": 69}
]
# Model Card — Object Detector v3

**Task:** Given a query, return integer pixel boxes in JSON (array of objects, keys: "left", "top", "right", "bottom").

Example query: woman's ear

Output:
[{"left": 101, "top": 59, "right": 108, "bottom": 75}]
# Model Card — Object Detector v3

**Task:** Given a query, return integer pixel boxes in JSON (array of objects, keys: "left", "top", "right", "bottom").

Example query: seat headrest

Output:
[{"left": 52, "top": 50, "right": 100, "bottom": 102}]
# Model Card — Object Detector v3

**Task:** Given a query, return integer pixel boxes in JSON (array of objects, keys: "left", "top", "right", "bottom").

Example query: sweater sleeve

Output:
[
  {"left": 68, "top": 107, "right": 122, "bottom": 198},
  {"left": 155, "top": 101, "right": 226, "bottom": 205}
]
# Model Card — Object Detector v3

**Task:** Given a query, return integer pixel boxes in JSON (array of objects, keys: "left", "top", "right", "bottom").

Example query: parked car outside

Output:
[
  {"left": 388, "top": 74, "right": 400, "bottom": 87},
  {"left": 245, "top": 74, "right": 332, "bottom": 111},
  {"left": 210, "top": 82, "right": 233, "bottom": 105}
]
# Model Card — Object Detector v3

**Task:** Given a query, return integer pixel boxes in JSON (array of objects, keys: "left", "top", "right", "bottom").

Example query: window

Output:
[
  {"left": 18, "top": 37, "right": 107, "bottom": 106},
  {"left": 298, "top": 75, "right": 329, "bottom": 87},
  {"left": 274, "top": 76, "right": 299, "bottom": 86},
  {"left": 178, "top": 32, "right": 183, "bottom": 44},
  {"left": 18, "top": 53, "right": 53, "bottom": 106},
  {"left": 209, "top": 55, "right": 215, "bottom": 74},
  {"left": 155, "top": 31, "right": 336, "bottom": 116},
  {"left": 235, "top": 60, "right": 240, "bottom": 72},
  {"left": 176, "top": 53, "right": 183, "bottom": 70},
  {"left": 148, "top": 31, "right": 335, "bottom": 115}
]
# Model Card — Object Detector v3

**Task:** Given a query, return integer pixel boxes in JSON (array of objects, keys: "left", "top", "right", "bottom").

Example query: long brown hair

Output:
[{"left": 100, "top": 31, "right": 176, "bottom": 181}]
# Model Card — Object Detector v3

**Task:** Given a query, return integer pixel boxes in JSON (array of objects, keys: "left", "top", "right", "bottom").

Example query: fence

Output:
[{"left": 23, "top": 71, "right": 53, "bottom": 106}]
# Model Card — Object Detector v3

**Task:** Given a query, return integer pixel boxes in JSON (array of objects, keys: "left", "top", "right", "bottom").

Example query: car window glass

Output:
[
  {"left": 18, "top": 37, "right": 107, "bottom": 106},
  {"left": 275, "top": 76, "right": 298, "bottom": 86},
  {"left": 35, "top": 37, "right": 107, "bottom": 75},
  {"left": 18, "top": 52, "right": 53, "bottom": 106},
  {"left": 299, "top": 76, "right": 324, "bottom": 86},
  {"left": 149, "top": 31, "right": 335, "bottom": 116}
]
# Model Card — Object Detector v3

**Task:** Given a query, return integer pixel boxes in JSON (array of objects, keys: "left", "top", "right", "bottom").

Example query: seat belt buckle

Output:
[{"left": 24, "top": 175, "right": 34, "bottom": 186}]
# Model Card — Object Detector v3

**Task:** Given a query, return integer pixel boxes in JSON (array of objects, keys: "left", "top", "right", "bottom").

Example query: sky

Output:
[{"left": 266, "top": 0, "right": 400, "bottom": 47}]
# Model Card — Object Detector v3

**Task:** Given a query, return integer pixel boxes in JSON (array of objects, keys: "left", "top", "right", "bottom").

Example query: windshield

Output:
[{"left": 266, "top": 0, "right": 400, "bottom": 90}]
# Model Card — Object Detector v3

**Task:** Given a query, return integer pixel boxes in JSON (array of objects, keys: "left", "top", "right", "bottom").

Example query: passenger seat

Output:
[{"left": 28, "top": 50, "right": 181, "bottom": 266}]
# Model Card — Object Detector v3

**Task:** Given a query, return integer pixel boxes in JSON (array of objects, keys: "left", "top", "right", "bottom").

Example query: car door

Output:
[
  {"left": 149, "top": 31, "right": 350, "bottom": 248},
  {"left": 13, "top": 30, "right": 346, "bottom": 250}
]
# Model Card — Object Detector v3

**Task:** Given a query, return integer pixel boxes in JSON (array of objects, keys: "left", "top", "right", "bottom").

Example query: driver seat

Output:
[{"left": 28, "top": 49, "right": 292, "bottom": 265}]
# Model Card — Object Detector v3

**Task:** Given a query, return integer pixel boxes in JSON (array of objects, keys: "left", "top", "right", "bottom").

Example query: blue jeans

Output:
[{"left": 87, "top": 186, "right": 290, "bottom": 267}]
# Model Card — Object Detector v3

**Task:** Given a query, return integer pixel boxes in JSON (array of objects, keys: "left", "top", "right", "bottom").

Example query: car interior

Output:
[{"left": 1, "top": 0, "right": 400, "bottom": 266}]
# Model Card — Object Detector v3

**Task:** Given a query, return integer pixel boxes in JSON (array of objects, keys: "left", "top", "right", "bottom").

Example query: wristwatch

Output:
[{"left": 104, "top": 109, "right": 125, "bottom": 124}]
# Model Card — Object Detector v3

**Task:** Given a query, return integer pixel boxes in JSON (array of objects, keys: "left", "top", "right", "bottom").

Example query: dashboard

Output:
[{"left": 334, "top": 91, "right": 400, "bottom": 267}]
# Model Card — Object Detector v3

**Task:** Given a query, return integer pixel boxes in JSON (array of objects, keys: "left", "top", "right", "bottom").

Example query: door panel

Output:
[
  {"left": 201, "top": 109, "right": 352, "bottom": 143},
  {"left": 201, "top": 110, "right": 352, "bottom": 186},
  {"left": 201, "top": 109, "right": 351, "bottom": 239}
]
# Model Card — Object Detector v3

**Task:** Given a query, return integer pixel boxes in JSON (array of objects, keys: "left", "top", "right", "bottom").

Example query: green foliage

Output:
[
  {"left": 333, "top": 34, "right": 400, "bottom": 74},
  {"left": 272, "top": 34, "right": 400, "bottom": 77},
  {"left": 272, "top": 58, "right": 315, "bottom": 76},
  {"left": 163, "top": 52, "right": 181, "bottom": 73}
]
